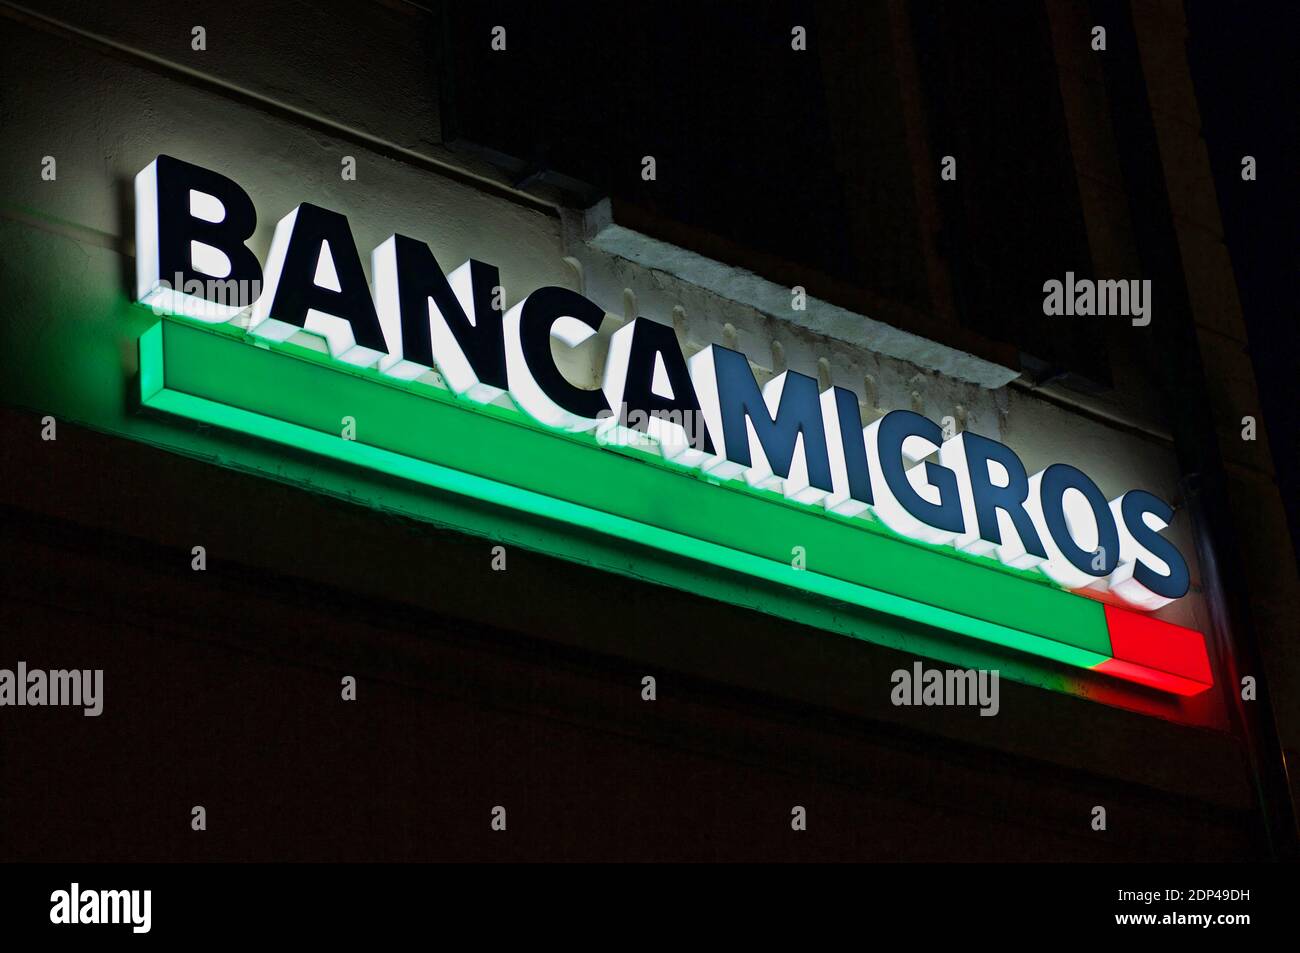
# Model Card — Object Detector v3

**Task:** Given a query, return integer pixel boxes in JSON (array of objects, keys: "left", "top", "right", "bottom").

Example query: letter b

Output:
[{"left": 135, "top": 155, "right": 262, "bottom": 320}]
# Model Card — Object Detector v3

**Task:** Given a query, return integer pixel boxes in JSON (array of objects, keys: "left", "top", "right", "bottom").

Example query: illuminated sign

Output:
[{"left": 132, "top": 155, "right": 1213, "bottom": 695}]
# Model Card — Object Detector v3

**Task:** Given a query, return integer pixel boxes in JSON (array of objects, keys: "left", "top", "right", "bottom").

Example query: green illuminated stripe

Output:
[{"left": 140, "top": 319, "right": 1115, "bottom": 671}]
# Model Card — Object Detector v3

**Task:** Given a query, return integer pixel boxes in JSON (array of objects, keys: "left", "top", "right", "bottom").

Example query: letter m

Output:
[{"left": 693, "top": 345, "right": 833, "bottom": 503}]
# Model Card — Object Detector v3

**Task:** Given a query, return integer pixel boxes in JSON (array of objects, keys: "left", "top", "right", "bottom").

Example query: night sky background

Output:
[{"left": 1186, "top": 0, "right": 1299, "bottom": 565}]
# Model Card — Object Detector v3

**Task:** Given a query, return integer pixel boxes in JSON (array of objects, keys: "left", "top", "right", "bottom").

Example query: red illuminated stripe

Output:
[{"left": 1097, "top": 604, "right": 1214, "bottom": 696}]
